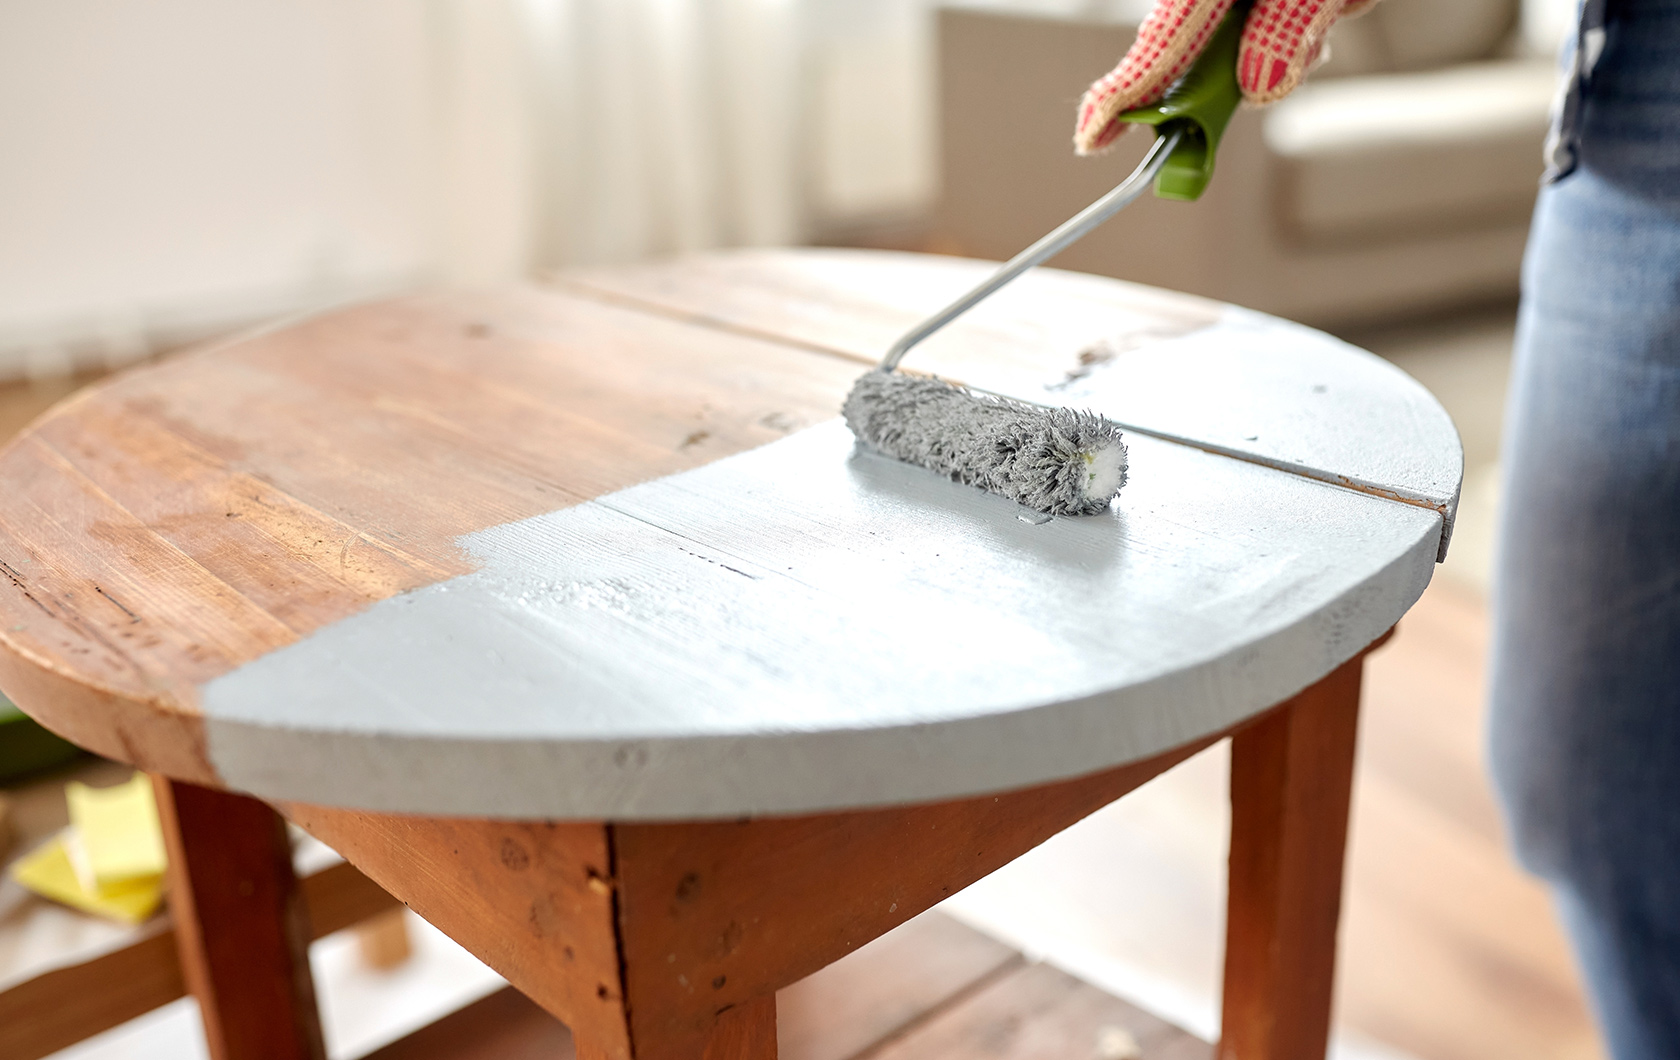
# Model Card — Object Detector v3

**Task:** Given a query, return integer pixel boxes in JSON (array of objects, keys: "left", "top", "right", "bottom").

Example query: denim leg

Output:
[
  {"left": 1492, "top": 169, "right": 1680, "bottom": 1060},
  {"left": 1488, "top": 4, "right": 1680, "bottom": 1053}
]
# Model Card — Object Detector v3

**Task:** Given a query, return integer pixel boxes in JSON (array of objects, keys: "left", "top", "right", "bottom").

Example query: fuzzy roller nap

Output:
[{"left": 843, "top": 371, "right": 1127, "bottom": 516}]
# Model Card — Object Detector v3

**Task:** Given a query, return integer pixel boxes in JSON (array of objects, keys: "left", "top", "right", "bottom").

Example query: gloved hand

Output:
[{"left": 1074, "top": 0, "right": 1382, "bottom": 155}]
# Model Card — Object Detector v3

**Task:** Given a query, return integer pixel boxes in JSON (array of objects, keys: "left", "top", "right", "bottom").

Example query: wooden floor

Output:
[
  {"left": 1347, "top": 579, "right": 1601, "bottom": 1060},
  {"left": 940, "top": 579, "right": 1605, "bottom": 1060},
  {"left": 365, "top": 911, "right": 1208, "bottom": 1060}
]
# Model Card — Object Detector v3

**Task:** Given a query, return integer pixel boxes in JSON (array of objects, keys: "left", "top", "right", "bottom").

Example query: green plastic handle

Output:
[{"left": 1114, "top": 0, "right": 1251, "bottom": 201}]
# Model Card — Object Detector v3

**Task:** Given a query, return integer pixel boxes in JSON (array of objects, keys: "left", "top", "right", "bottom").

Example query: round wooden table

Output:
[{"left": 0, "top": 249, "right": 1460, "bottom": 1060}]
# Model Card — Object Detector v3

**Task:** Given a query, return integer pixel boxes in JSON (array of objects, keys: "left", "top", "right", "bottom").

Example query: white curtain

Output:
[{"left": 431, "top": 0, "right": 810, "bottom": 283}]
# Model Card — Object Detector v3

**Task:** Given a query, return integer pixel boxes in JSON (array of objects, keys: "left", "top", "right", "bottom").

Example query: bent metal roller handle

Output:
[
  {"left": 878, "top": 0, "right": 1247, "bottom": 375},
  {"left": 842, "top": 2, "right": 1248, "bottom": 516}
]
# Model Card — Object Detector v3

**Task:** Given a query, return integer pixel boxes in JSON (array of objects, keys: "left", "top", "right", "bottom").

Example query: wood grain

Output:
[
  {"left": 153, "top": 778, "right": 326, "bottom": 1060},
  {"left": 701, "top": 995, "right": 777, "bottom": 1060},
  {"left": 1218, "top": 655, "right": 1363, "bottom": 1060},
  {"left": 276, "top": 804, "right": 632, "bottom": 1060}
]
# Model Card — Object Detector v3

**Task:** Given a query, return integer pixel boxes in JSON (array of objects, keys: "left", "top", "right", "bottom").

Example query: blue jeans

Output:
[{"left": 1490, "top": 2, "right": 1680, "bottom": 1057}]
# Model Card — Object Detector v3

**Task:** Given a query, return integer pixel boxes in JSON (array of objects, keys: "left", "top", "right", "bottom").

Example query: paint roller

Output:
[{"left": 842, "top": 2, "right": 1248, "bottom": 516}]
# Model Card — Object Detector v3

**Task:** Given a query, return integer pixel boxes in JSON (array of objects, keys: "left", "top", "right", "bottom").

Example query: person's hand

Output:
[{"left": 1074, "top": 0, "right": 1381, "bottom": 155}]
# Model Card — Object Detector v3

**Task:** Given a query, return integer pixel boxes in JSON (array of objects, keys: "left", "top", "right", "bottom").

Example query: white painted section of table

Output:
[
  {"left": 1040, "top": 307, "right": 1463, "bottom": 557},
  {"left": 202, "top": 423, "right": 1443, "bottom": 818}
]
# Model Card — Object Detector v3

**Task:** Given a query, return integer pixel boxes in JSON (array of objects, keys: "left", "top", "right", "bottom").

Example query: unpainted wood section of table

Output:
[
  {"left": 281, "top": 731, "right": 1213, "bottom": 1060},
  {"left": 0, "top": 655, "right": 216, "bottom": 785},
  {"left": 0, "top": 855, "right": 398, "bottom": 1060},
  {"left": 0, "top": 288, "right": 861, "bottom": 780},
  {"left": 704, "top": 995, "right": 778, "bottom": 1060},
  {"left": 571, "top": 998, "right": 778, "bottom": 1060},
  {"left": 1219, "top": 654, "right": 1364, "bottom": 1060},
  {"left": 276, "top": 805, "right": 632, "bottom": 1059},
  {"left": 153, "top": 778, "right": 326, "bottom": 1060}
]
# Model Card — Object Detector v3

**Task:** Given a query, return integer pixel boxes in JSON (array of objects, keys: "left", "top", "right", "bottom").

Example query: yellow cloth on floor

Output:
[{"left": 9, "top": 831, "right": 164, "bottom": 924}]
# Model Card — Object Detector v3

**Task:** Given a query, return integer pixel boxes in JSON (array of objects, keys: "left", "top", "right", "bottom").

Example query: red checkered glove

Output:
[{"left": 1074, "top": 0, "right": 1381, "bottom": 155}]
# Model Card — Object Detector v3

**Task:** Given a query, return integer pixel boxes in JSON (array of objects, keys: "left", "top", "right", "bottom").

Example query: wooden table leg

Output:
[
  {"left": 697, "top": 995, "right": 777, "bottom": 1060},
  {"left": 1218, "top": 654, "right": 1364, "bottom": 1060},
  {"left": 573, "top": 995, "right": 776, "bottom": 1060},
  {"left": 153, "top": 777, "right": 327, "bottom": 1060}
]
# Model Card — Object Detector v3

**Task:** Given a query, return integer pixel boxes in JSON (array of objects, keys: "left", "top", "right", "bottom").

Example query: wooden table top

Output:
[{"left": 0, "top": 249, "right": 1461, "bottom": 818}]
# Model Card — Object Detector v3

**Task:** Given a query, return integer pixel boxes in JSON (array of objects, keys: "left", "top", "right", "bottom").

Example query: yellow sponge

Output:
[
  {"left": 65, "top": 773, "right": 166, "bottom": 893},
  {"left": 9, "top": 832, "right": 164, "bottom": 924},
  {"left": 7, "top": 772, "right": 168, "bottom": 924}
]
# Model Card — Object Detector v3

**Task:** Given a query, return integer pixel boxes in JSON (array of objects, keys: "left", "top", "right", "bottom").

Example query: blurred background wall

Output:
[
  {"left": 0, "top": 0, "right": 1572, "bottom": 381},
  {"left": 1, "top": 1, "right": 427, "bottom": 379}
]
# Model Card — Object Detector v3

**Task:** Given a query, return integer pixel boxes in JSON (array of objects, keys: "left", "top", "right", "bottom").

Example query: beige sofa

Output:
[{"left": 935, "top": 0, "right": 1557, "bottom": 327}]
